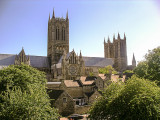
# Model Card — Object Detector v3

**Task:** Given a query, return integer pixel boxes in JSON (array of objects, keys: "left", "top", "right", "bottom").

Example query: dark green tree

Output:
[
  {"left": 89, "top": 76, "right": 160, "bottom": 119},
  {"left": 134, "top": 47, "right": 160, "bottom": 82},
  {"left": 134, "top": 61, "right": 148, "bottom": 78},
  {"left": 0, "top": 64, "right": 60, "bottom": 120}
]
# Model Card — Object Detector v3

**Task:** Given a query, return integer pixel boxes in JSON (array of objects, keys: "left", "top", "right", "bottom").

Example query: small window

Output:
[
  {"left": 63, "top": 98, "right": 67, "bottom": 103},
  {"left": 76, "top": 100, "right": 79, "bottom": 105}
]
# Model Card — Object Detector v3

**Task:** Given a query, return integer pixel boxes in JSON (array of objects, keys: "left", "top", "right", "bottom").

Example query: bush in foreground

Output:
[
  {"left": 0, "top": 64, "right": 60, "bottom": 120},
  {"left": 89, "top": 76, "right": 160, "bottom": 119},
  {"left": 134, "top": 47, "right": 160, "bottom": 83}
]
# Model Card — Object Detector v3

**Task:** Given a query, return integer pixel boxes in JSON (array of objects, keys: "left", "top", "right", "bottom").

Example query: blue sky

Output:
[{"left": 0, "top": 0, "right": 160, "bottom": 65}]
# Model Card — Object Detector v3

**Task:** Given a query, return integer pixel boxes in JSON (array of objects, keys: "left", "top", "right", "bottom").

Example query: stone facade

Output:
[
  {"left": 47, "top": 89, "right": 75, "bottom": 116},
  {"left": 53, "top": 50, "right": 85, "bottom": 80},
  {"left": 14, "top": 48, "right": 30, "bottom": 65},
  {"left": 88, "top": 90, "right": 101, "bottom": 104}
]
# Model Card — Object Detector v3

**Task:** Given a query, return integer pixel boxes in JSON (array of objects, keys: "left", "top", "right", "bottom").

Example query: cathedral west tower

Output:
[
  {"left": 47, "top": 9, "right": 69, "bottom": 65},
  {"left": 104, "top": 33, "right": 127, "bottom": 71}
]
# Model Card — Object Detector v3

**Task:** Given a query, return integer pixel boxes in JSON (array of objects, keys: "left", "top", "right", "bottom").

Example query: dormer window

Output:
[{"left": 63, "top": 98, "right": 67, "bottom": 103}]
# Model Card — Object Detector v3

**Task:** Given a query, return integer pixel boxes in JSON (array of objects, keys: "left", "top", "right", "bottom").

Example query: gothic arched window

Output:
[
  {"left": 62, "top": 27, "right": 65, "bottom": 40},
  {"left": 56, "top": 27, "right": 59, "bottom": 40}
]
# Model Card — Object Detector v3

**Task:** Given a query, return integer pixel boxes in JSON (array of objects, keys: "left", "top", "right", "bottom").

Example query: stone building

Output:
[
  {"left": 52, "top": 50, "right": 85, "bottom": 80},
  {"left": 47, "top": 89, "right": 75, "bottom": 116},
  {"left": 127, "top": 53, "right": 136, "bottom": 70},
  {"left": 0, "top": 9, "right": 136, "bottom": 115},
  {"left": 47, "top": 10, "right": 114, "bottom": 81},
  {"left": 14, "top": 47, "right": 30, "bottom": 65},
  {"left": 47, "top": 10, "right": 69, "bottom": 65},
  {"left": 104, "top": 33, "right": 127, "bottom": 71}
]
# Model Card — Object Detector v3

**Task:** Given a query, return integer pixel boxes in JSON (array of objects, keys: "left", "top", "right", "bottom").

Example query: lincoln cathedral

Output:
[{"left": 0, "top": 10, "right": 136, "bottom": 115}]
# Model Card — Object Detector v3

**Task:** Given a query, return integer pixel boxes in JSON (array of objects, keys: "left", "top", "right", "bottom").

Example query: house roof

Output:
[
  {"left": 47, "top": 82, "right": 62, "bottom": 89},
  {"left": 0, "top": 54, "right": 50, "bottom": 68},
  {"left": 80, "top": 76, "right": 95, "bottom": 85},
  {"left": 85, "top": 90, "right": 102, "bottom": 98},
  {"left": 111, "top": 74, "right": 126, "bottom": 82},
  {"left": 47, "top": 82, "right": 61, "bottom": 84},
  {"left": 98, "top": 74, "right": 106, "bottom": 80},
  {"left": 47, "top": 89, "right": 64, "bottom": 100},
  {"left": 111, "top": 75, "right": 119, "bottom": 82},
  {"left": 85, "top": 91, "right": 94, "bottom": 97},
  {"left": 64, "top": 80, "right": 80, "bottom": 87}
]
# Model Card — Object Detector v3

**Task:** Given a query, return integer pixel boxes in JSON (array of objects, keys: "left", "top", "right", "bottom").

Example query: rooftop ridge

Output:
[{"left": 0, "top": 53, "right": 48, "bottom": 58}]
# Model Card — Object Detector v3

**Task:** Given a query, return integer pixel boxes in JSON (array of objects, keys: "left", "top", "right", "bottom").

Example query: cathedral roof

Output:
[
  {"left": 0, "top": 54, "right": 50, "bottom": 68},
  {"left": 0, "top": 54, "right": 15, "bottom": 67},
  {"left": 83, "top": 57, "right": 113, "bottom": 67},
  {"left": 0, "top": 53, "right": 113, "bottom": 69},
  {"left": 58, "top": 52, "right": 114, "bottom": 68}
]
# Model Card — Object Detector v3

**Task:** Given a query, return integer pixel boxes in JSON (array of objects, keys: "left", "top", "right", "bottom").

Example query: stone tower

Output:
[
  {"left": 47, "top": 9, "right": 69, "bottom": 65},
  {"left": 132, "top": 53, "right": 136, "bottom": 67},
  {"left": 104, "top": 33, "right": 127, "bottom": 71}
]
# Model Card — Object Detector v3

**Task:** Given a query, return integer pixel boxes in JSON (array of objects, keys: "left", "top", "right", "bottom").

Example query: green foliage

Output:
[
  {"left": 134, "top": 61, "right": 148, "bottom": 78},
  {"left": 0, "top": 64, "right": 60, "bottom": 119},
  {"left": 89, "top": 72, "right": 94, "bottom": 76},
  {"left": 99, "top": 65, "right": 118, "bottom": 74},
  {"left": 123, "top": 70, "right": 134, "bottom": 74},
  {"left": 0, "top": 64, "right": 46, "bottom": 92},
  {"left": 89, "top": 76, "right": 160, "bottom": 119},
  {"left": 134, "top": 47, "right": 160, "bottom": 82}
]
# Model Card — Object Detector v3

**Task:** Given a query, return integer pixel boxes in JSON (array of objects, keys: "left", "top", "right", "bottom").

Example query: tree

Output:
[
  {"left": 0, "top": 64, "right": 46, "bottom": 92},
  {"left": 89, "top": 76, "right": 160, "bottom": 119},
  {"left": 123, "top": 70, "right": 134, "bottom": 74},
  {"left": 134, "top": 47, "right": 160, "bottom": 82},
  {"left": 0, "top": 64, "right": 60, "bottom": 119},
  {"left": 134, "top": 61, "right": 148, "bottom": 78},
  {"left": 89, "top": 72, "right": 94, "bottom": 76},
  {"left": 99, "top": 65, "right": 118, "bottom": 74}
]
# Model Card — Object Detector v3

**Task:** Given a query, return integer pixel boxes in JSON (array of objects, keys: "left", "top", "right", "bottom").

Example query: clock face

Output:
[{"left": 69, "top": 65, "right": 77, "bottom": 75}]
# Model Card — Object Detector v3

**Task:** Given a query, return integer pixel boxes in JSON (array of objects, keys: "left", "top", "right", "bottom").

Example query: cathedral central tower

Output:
[{"left": 47, "top": 9, "right": 69, "bottom": 65}]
